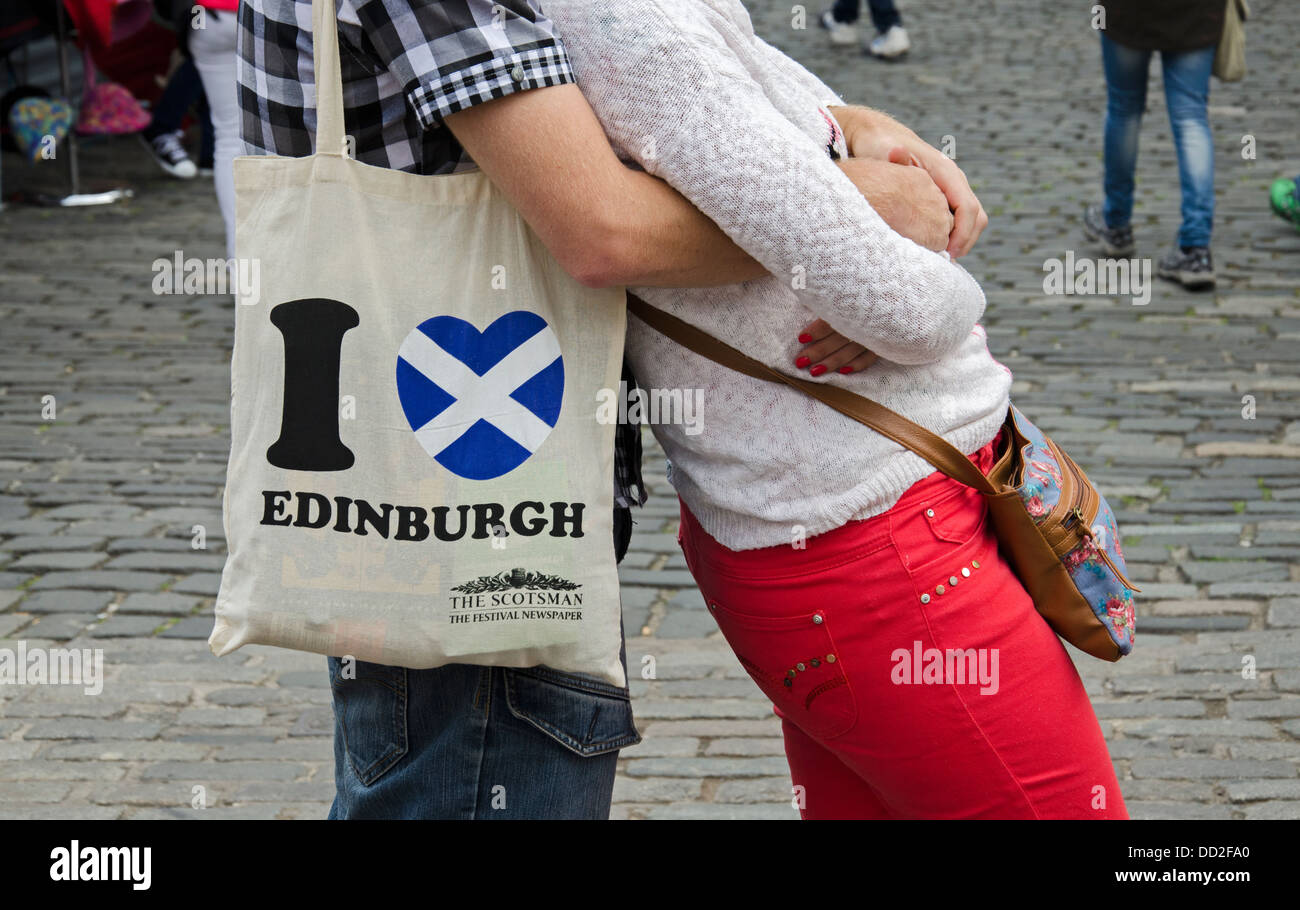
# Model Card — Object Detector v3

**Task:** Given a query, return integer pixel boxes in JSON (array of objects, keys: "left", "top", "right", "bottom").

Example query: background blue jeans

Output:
[
  {"left": 1100, "top": 33, "right": 1216, "bottom": 248},
  {"left": 327, "top": 658, "right": 640, "bottom": 819}
]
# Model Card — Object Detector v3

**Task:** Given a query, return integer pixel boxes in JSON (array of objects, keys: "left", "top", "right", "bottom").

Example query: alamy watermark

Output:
[
  {"left": 596, "top": 380, "right": 703, "bottom": 435},
  {"left": 1043, "top": 251, "right": 1151, "bottom": 306},
  {"left": 891, "top": 641, "right": 999, "bottom": 695},
  {"left": 0, "top": 642, "right": 103, "bottom": 695},
  {"left": 152, "top": 250, "right": 261, "bottom": 304}
]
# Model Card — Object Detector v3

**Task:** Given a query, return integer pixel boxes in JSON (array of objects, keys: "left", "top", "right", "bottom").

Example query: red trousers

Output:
[{"left": 678, "top": 437, "right": 1128, "bottom": 819}]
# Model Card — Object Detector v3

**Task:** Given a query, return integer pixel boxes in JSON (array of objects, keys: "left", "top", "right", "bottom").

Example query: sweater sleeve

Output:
[
  {"left": 546, "top": 0, "right": 985, "bottom": 365},
  {"left": 749, "top": 34, "right": 845, "bottom": 109}
]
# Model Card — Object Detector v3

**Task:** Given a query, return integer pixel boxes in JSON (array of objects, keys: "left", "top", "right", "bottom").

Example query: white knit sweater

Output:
[{"left": 544, "top": 0, "right": 1013, "bottom": 550}]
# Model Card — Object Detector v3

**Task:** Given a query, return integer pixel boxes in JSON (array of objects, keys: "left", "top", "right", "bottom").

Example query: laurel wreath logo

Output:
[{"left": 451, "top": 567, "right": 582, "bottom": 595}]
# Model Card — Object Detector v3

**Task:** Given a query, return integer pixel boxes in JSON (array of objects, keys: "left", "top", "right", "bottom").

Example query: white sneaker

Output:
[
  {"left": 819, "top": 10, "right": 859, "bottom": 45},
  {"left": 866, "top": 25, "right": 911, "bottom": 59}
]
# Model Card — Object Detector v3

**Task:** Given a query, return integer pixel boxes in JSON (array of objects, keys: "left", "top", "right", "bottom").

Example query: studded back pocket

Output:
[{"left": 706, "top": 601, "right": 857, "bottom": 740}]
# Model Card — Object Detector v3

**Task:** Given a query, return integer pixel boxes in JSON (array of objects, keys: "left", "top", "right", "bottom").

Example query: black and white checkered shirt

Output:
[
  {"left": 237, "top": 0, "right": 646, "bottom": 547},
  {"left": 237, "top": 0, "right": 574, "bottom": 172}
]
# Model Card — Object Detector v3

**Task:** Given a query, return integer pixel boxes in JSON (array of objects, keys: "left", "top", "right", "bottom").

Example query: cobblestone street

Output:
[{"left": 1, "top": 0, "right": 1298, "bottom": 819}]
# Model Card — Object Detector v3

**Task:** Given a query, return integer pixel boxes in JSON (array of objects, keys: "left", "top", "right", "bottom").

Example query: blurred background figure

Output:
[
  {"left": 139, "top": 0, "right": 218, "bottom": 180},
  {"left": 819, "top": 1, "right": 911, "bottom": 60},
  {"left": 1082, "top": 0, "right": 1225, "bottom": 290},
  {"left": 1269, "top": 176, "right": 1300, "bottom": 233},
  {"left": 139, "top": 56, "right": 210, "bottom": 179},
  {"left": 185, "top": 0, "right": 238, "bottom": 259}
]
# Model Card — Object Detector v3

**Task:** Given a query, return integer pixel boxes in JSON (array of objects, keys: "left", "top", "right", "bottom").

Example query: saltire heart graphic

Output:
[{"left": 396, "top": 311, "right": 564, "bottom": 480}]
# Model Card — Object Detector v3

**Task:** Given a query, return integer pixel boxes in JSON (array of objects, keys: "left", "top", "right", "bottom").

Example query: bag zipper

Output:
[{"left": 1050, "top": 441, "right": 1141, "bottom": 593}]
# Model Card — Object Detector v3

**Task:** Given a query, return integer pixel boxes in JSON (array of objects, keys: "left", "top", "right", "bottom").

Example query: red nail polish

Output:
[
  {"left": 810, "top": 364, "right": 827, "bottom": 377},
  {"left": 798, "top": 333, "right": 813, "bottom": 343},
  {"left": 795, "top": 356, "right": 811, "bottom": 368},
  {"left": 838, "top": 366, "right": 854, "bottom": 374}
]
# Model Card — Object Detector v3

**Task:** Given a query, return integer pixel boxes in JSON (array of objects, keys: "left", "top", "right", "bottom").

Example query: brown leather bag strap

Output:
[{"left": 626, "top": 294, "right": 998, "bottom": 495}]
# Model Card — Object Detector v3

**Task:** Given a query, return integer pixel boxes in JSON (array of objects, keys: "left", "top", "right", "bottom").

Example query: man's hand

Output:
[
  {"left": 829, "top": 104, "right": 988, "bottom": 258},
  {"left": 836, "top": 152, "right": 953, "bottom": 252}
]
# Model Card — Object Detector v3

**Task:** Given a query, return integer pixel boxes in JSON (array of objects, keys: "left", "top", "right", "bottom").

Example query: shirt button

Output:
[{"left": 510, "top": 64, "right": 526, "bottom": 82}]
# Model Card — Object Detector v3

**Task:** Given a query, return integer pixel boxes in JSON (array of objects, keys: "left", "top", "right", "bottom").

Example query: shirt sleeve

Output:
[
  {"left": 548, "top": 0, "right": 985, "bottom": 366},
  {"left": 353, "top": 0, "right": 577, "bottom": 129}
]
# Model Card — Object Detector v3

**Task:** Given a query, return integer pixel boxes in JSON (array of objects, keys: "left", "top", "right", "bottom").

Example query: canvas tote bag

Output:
[
  {"left": 1213, "top": 0, "right": 1248, "bottom": 82},
  {"left": 209, "top": 0, "right": 629, "bottom": 685}
]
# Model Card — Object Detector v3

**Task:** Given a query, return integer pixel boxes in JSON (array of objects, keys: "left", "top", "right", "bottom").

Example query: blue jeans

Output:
[
  {"left": 327, "top": 657, "right": 640, "bottom": 819},
  {"left": 1100, "top": 33, "right": 1216, "bottom": 248},
  {"left": 831, "top": 0, "right": 902, "bottom": 32}
]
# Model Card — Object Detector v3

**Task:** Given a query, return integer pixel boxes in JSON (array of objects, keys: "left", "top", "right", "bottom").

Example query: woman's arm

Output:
[
  {"left": 748, "top": 35, "right": 988, "bottom": 258},
  {"left": 545, "top": 0, "right": 985, "bottom": 365}
]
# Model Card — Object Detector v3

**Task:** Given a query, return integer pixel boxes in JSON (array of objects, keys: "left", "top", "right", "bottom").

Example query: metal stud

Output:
[
  {"left": 783, "top": 678, "right": 792, "bottom": 688},
  {"left": 826, "top": 654, "right": 836, "bottom": 663},
  {"left": 920, "top": 593, "right": 931, "bottom": 604},
  {"left": 936, "top": 584, "right": 946, "bottom": 595},
  {"left": 796, "top": 662, "right": 806, "bottom": 672},
  {"left": 787, "top": 669, "right": 796, "bottom": 678},
  {"left": 950, "top": 575, "right": 959, "bottom": 586},
  {"left": 812, "top": 614, "right": 823, "bottom": 625},
  {"left": 972, "top": 560, "right": 980, "bottom": 569},
  {"left": 925, "top": 508, "right": 935, "bottom": 518},
  {"left": 811, "top": 658, "right": 821, "bottom": 668},
  {"left": 961, "top": 567, "right": 971, "bottom": 578},
  {"left": 708, "top": 602, "right": 717, "bottom": 611}
]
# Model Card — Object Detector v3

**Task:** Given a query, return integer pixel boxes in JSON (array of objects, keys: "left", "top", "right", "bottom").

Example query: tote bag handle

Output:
[{"left": 310, "top": 0, "right": 347, "bottom": 157}]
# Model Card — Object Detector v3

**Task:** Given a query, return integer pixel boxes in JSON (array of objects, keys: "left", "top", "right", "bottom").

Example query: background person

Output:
[
  {"left": 1082, "top": 0, "right": 1225, "bottom": 290},
  {"left": 820, "top": 0, "right": 911, "bottom": 60}
]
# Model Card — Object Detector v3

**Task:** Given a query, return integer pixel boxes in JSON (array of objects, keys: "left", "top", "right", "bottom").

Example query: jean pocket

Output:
[
  {"left": 706, "top": 601, "right": 857, "bottom": 740},
  {"left": 891, "top": 482, "right": 989, "bottom": 574},
  {"left": 504, "top": 667, "right": 641, "bottom": 757},
  {"left": 328, "top": 656, "right": 409, "bottom": 786}
]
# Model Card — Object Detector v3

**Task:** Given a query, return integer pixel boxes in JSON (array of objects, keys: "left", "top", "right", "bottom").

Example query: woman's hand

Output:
[{"left": 794, "top": 318, "right": 879, "bottom": 376}]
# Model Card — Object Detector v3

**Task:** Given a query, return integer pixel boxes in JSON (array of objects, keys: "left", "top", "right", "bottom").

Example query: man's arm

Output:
[{"left": 445, "top": 85, "right": 764, "bottom": 289}]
